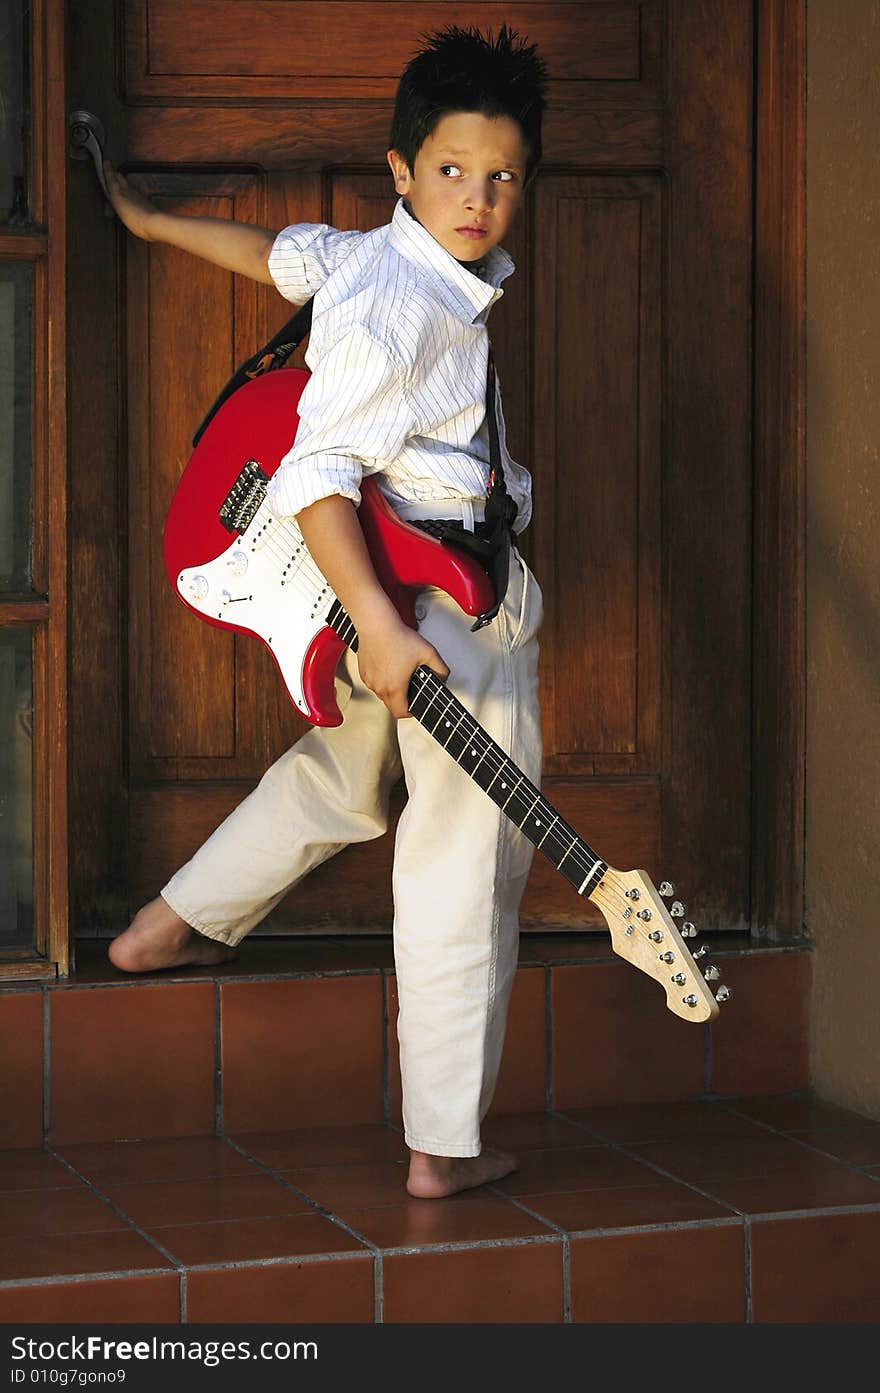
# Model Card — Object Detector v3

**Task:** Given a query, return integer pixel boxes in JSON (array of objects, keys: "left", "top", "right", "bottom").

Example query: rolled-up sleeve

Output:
[
  {"left": 267, "top": 223, "right": 364, "bottom": 303},
  {"left": 267, "top": 327, "right": 418, "bottom": 517}
]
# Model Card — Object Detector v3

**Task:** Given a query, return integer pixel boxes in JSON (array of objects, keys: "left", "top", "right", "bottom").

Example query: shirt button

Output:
[{"left": 414, "top": 601, "right": 427, "bottom": 621}]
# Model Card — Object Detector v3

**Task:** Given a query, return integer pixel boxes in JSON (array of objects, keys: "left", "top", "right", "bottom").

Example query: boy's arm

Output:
[
  {"left": 103, "top": 160, "right": 364, "bottom": 294},
  {"left": 268, "top": 325, "right": 450, "bottom": 718},
  {"left": 103, "top": 161, "right": 277, "bottom": 283},
  {"left": 295, "top": 495, "right": 449, "bottom": 720}
]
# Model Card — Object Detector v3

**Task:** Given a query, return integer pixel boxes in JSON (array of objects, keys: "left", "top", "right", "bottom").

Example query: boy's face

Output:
[{"left": 387, "top": 111, "right": 528, "bottom": 264}]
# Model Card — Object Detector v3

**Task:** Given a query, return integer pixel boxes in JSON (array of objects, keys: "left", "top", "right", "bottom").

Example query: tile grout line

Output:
[
  {"left": 44, "top": 1145, "right": 186, "bottom": 1272},
  {"left": 486, "top": 1182, "right": 570, "bottom": 1322},
  {"left": 492, "top": 1216, "right": 744, "bottom": 1244},
  {"left": 373, "top": 1254, "right": 383, "bottom": 1323},
  {"left": 562, "top": 1232, "right": 571, "bottom": 1322},
  {"left": 222, "top": 1134, "right": 384, "bottom": 1257},
  {"left": 366, "top": 1234, "right": 563, "bottom": 1259},
  {"left": 0, "top": 1249, "right": 383, "bottom": 1293},
  {"left": 171, "top": 1250, "right": 376, "bottom": 1272},
  {"left": 0, "top": 1267, "right": 182, "bottom": 1291},
  {"left": 41, "top": 986, "right": 51, "bottom": 1143},
  {"left": 719, "top": 1099, "right": 880, "bottom": 1177},
  {"left": 545, "top": 1107, "right": 747, "bottom": 1215}
]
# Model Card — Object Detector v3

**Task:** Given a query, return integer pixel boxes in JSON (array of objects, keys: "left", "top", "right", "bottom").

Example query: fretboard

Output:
[
  {"left": 407, "top": 665, "right": 607, "bottom": 897},
  {"left": 325, "top": 603, "right": 607, "bottom": 898}
]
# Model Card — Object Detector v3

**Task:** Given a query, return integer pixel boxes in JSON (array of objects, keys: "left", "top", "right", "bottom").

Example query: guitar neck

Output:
[
  {"left": 326, "top": 605, "right": 607, "bottom": 899},
  {"left": 409, "top": 665, "right": 608, "bottom": 899}
]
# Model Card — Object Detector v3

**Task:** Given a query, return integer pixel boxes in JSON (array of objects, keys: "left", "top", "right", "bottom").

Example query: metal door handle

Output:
[{"left": 69, "top": 110, "right": 113, "bottom": 212}]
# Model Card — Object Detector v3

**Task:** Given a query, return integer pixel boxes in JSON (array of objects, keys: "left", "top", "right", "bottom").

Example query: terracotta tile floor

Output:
[{"left": 2, "top": 1093, "right": 879, "bottom": 1323}]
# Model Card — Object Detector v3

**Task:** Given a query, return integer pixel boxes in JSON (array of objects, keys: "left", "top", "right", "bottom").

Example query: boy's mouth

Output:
[{"left": 455, "top": 225, "right": 488, "bottom": 240}]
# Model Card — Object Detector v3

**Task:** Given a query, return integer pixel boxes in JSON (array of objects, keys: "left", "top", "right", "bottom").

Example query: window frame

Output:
[{"left": 0, "top": 0, "right": 68, "bottom": 980}]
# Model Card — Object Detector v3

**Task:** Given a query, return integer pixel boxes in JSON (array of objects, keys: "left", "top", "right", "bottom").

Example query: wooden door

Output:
[{"left": 67, "top": 0, "right": 754, "bottom": 941}]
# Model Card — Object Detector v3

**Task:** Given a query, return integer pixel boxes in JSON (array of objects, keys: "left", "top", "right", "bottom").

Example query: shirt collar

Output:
[{"left": 388, "top": 198, "right": 514, "bottom": 323}]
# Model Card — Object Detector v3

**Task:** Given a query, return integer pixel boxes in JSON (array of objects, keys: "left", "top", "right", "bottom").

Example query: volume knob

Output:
[{"left": 185, "top": 573, "right": 209, "bottom": 600}]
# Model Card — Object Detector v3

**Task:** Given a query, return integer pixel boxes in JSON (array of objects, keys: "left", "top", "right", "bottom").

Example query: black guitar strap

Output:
[
  {"left": 458, "top": 347, "right": 518, "bottom": 630},
  {"left": 191, "top": 294, "right": 517, "bottom": 627},
  {"left": 191, "top": 297, "right": 315, "bottom": 447}
]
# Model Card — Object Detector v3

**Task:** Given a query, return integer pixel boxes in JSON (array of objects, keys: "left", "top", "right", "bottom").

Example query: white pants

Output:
[{"left": 162, "top": 525, "right": 543, "bottom": 1157}]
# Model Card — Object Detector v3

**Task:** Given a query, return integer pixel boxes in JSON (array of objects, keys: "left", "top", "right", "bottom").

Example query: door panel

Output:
[
  {"left": 534, "top": 174, "right": 662, "bottom": 773},
  {"left": 126, "top": 171, "right": 306, "bottom": 783},
  {"left": 68, "top": 0, "right": 754, "bottom": 937}
]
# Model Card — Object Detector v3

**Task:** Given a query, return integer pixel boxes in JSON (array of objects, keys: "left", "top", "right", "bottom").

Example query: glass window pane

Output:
[
  {"left": 0, "top": 627, "right": 33, "bottom": 949},
  {"left": 0, "top": 0, "right": 29, "bottom": 225},
  {"left": 0, "top": 261, "right": 33, "bottom": 591}
]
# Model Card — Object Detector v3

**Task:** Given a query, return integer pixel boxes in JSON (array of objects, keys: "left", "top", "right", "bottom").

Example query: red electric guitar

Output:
[{"left": 164, "top": 367, "right": 730, "bottom": 1024}]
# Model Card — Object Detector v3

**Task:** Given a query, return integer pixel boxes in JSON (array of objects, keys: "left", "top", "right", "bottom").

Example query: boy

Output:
[{"left": 106, "top": 26, "right": 548, "bottom": 1200}]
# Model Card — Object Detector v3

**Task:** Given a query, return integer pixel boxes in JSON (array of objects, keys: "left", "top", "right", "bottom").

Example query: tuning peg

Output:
[
  {"left": 680, "top": 922, "right": 698, "bottom": 938},
  {"left": 703, "top": 964, "right": 721, "bottom": 982},
  {"left": 659, "top": 881, "right": 674, "bottom": 897},
  {"left": 715, "top": 984, "right": 733, "bottom": 1004},
  {"left": 692, "top": 944, "right": 710, "bottom": 960},
  {"left": 670, "top": 901, "right": 686, "bottom": 917}
]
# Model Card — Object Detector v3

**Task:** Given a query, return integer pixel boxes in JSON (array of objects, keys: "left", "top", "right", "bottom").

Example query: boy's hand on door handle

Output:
[{"left": 103, "top": 160, "right": 159, "bottom": 240}]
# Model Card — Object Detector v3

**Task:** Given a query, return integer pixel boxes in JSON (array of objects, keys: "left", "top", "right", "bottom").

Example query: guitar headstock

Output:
[{"left": 589, "top": 868, "right": 732, "bottom": 1023}]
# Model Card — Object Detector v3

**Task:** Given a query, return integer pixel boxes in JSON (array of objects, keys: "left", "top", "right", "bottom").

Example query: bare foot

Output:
[
  {"left": 108, "top": 896, "right": 237, "bottom": 973},
  {"left": 406, "top": 1147, "right": 518, "bottom": 1199}
]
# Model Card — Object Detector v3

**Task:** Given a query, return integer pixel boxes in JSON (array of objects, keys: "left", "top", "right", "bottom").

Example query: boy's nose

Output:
[{"left": 464, "top": 181, "right": 493, "bottom": 214}]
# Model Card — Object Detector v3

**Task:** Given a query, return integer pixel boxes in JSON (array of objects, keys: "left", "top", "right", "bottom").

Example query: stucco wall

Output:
[{"left": 806, "top": 1, "right": 880, "bottom": 1116}]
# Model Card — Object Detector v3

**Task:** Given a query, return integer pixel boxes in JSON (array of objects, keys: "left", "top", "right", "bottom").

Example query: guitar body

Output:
[{"left": 163, "top": 368, "right": 494, "bottom": 726}]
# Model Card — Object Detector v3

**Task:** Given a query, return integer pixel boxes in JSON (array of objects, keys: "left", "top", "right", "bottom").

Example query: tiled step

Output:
[
  {"left": 6, "top": 933, "right": 878, "bottom": 1322},
  {"left": 2, "top": 1100, "right": 880, "bottom": 1323}
]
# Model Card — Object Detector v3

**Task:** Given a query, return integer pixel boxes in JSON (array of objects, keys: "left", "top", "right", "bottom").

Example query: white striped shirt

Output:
[{"left": 265, "top": 198, "right": 531, "bottom": 533}]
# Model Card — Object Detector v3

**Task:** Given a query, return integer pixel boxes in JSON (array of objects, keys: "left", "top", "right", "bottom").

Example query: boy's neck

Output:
[{"left": 402, "top": 197, "right": 488, "bottom": 276}]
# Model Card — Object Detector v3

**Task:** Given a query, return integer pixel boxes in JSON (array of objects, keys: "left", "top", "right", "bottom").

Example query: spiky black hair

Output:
[{"left": 389, "top": 25, "right": 548, "bottom": 182}]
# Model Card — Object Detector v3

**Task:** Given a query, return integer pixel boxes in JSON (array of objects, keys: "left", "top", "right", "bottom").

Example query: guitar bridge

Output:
[{"left": 219, "top": 460, "right": 270, "bottom": 534}]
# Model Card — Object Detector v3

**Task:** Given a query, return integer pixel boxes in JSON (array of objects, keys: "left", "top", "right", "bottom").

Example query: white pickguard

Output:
[{"left": 175, "top": 501, "right": 340, "bottom": 718}]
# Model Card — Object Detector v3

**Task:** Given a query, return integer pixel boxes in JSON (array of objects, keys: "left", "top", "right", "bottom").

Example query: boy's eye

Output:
[{"left": 438, "top": 165, "right": 519, "bottom": 183}]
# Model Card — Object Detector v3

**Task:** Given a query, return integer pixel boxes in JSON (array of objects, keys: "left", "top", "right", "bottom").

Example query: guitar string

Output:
[
  {"left": 408, "top": 669, "right": 637, "bottom": 910},
  {"left": 209, "top": 505, "right": 698, "bottom": 969}
]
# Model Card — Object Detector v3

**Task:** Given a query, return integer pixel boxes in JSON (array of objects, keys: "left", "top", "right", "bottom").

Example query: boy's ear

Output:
[{"left": 387, "top": 149, "right": 413, "bottom": 196}]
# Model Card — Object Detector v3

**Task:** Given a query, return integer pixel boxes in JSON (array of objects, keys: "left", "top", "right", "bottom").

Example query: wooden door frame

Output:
[
  {"left": 0, "top": 0, "right": 68, "bottom": 982},
  {"left": 751, "top": 0, "right": 807, "bottom": 941}
]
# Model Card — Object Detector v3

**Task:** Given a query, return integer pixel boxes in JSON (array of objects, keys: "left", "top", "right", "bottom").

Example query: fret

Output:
[
  {"left": 535, "top": 813, "right": 560, "bottom": 850},
  {"left": 326, "top": 600, "right": 358, "bottom": 652}
]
